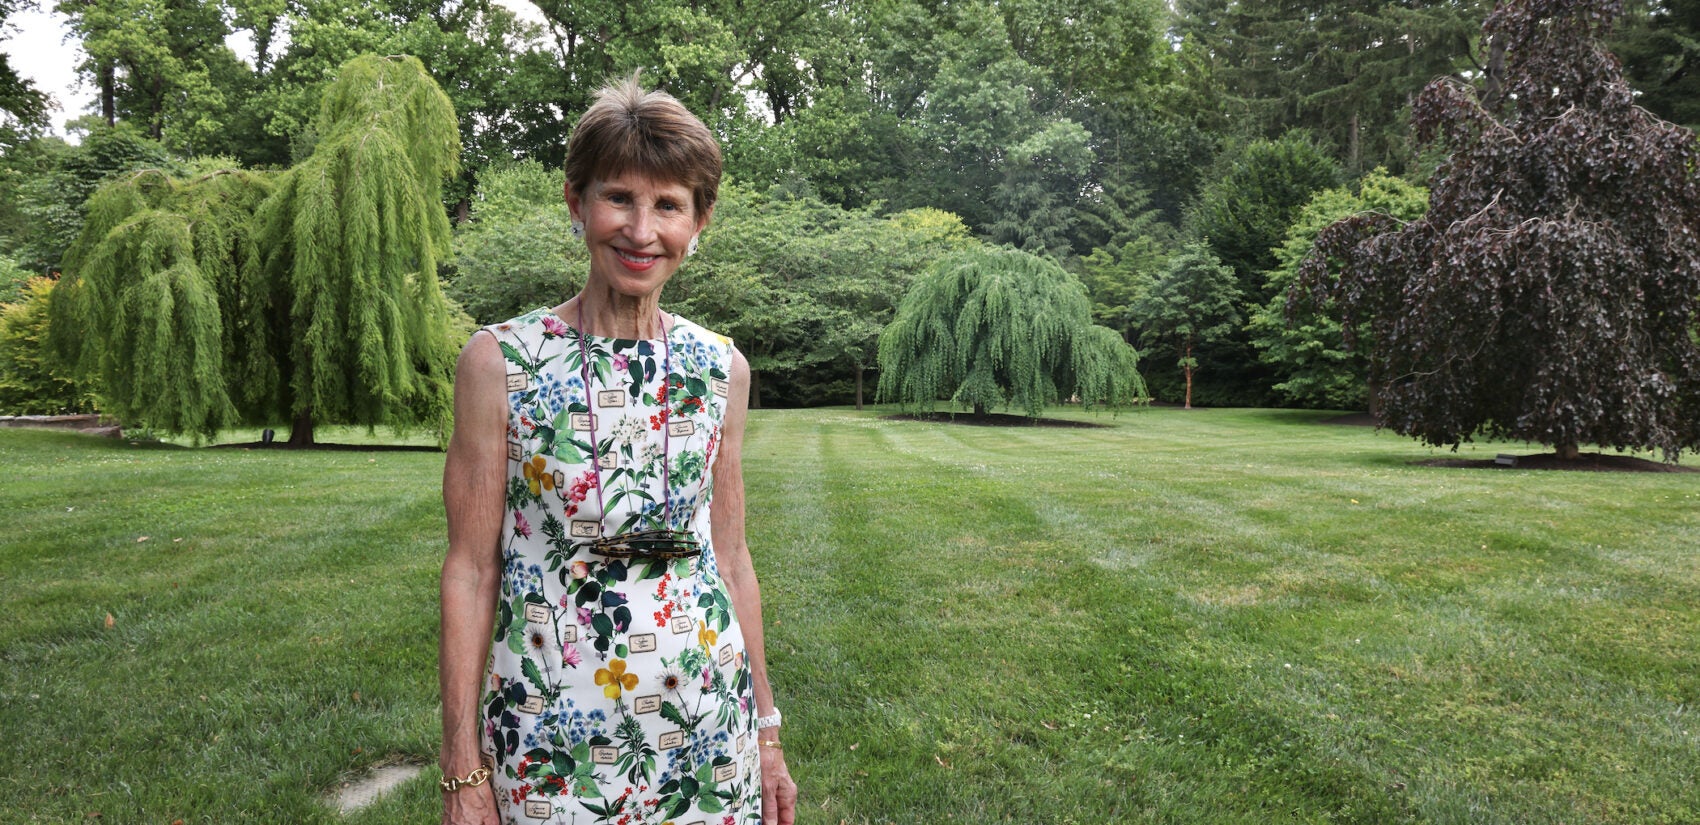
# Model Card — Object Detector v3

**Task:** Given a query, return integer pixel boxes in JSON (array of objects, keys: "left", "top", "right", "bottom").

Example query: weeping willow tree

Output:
[
  {"left": 877, "top": 245, "right": 1146, "bottom": 418},
  {"left": 51, "top": 168, "right": 273, "bottom": 436},
  {"left": 244, "top": 54, "right": 461, "bottom": 444},
  {"left": 51, "top": 55, "right": 460, "bottom": 443}
]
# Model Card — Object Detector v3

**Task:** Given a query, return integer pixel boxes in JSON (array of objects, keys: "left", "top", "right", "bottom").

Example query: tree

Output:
[
  {"left": 1612, "top": 0, "right": 1700, "bottom": 128},
  {"left": 1172, "top": 0, "right": 1484, "bottom": 175},
  {"left": 0, "top": 0, "right": 48, "bottom": 142},
  {"left": 52, "top": 54, "right": 461, "bottom": 443},
  {"left": 1249, "top": 169, "right": 1428, "bottom": 410},
  {"left": 795, "top": 206, "right": 976, "bottom": 409},
  {"left": 445, "top": 160, "right": 586, "bottom": 324},
  {"left": 1187, "top": 132, "right": 1343, "bottom": 300},
  {"left": 0, "top": 276, "right": 92, "bottom": 414},
  {"left": 1299, "top": 0, "right": 1700, "bottom": 461},
  {"left": 877, "top": 244, "right": 1145, "bottom": 417},
  {"left": 1133, "top": 242, "right": 1242, "bottom": 409},
  {"left": 3, "top": 125, "right": 172, "bottom": 277}
]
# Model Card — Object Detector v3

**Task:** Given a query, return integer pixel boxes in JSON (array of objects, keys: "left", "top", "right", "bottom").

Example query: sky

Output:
[
  {"left": 1, "top": 1, "right": 548, "bottom": 142},
  {"left": 3, "top": 4, "right": 89, "bottom": 138}
]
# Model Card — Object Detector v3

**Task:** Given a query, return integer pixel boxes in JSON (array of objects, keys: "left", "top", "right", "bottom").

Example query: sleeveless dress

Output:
[{"left": 480, "top": 307, "right": 761, "bottom": 825}]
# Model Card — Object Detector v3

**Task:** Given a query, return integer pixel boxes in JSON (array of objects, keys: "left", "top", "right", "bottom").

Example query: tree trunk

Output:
[
  {"left": 99, "top": 62, "right": 116, "bottom": 126},
  {"left": 149, "top": 76, "right": 164, "bottom": 140},
  {"left": 748, "top": 369, "right": 762, "bottom": 410},
  {"left": 455, "top": 198, "right": 471, "bottom": 224},
  {"left": 287, "top": 409, "right": 316, "bottom": 446},
  {"left": 973, "top": 402, "right": 987, "bottom": 418},
  {"left": 1483, "top": 35, "right": 1508, "bottom": 111},
  {"left": 854, "top": 366, "right": 864, "bottom": 411},
  {"left": 1367, "top": 379, "right": 1383, "bottom": 420},
  {"left": 1348, "top": 111, "right": 1361, "bottom": 176},
  {"left": 1555, "top": 442, "right": 1580, "bottom": 461},
  {"left": 1183, "top": 341, "right": 1194, "bottom": 410}
]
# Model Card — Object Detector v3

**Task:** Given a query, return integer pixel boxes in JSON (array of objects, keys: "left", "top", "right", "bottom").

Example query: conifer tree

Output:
[
  {"left": 246, "top": 54, "right": 461, "bottom": 444},
  {"left": 1133, "top": 242, "right": 1242, "bottom": 410},
  {"left": 51, "top": 167, "right": 271, "bottom": 436},
  {"left": 877, "top": 245, "right": 1145, "bottom": 418},
  {"left": 51, "top": 54, "right": 461, "bottom": 443}
]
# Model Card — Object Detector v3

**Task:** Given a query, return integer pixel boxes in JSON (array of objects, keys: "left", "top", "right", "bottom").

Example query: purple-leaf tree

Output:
[{"left": 1296, "top": 0, "right": 1700, "bottom": 461}]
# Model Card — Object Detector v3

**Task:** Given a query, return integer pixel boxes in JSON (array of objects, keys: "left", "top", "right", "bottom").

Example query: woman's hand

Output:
[
  {"left": 441, "top": 783, "right": 499, "bottom": 825},
  {"left": 761, "top": 741, "right": 798, "bottom": 825}
]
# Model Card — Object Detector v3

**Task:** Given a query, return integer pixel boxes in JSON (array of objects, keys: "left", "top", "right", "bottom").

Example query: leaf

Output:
[
  {"left": 522, "top": 658, "right": 548, "bottom": 695},
  {"left": 104, "top": 613, "right": 115, "bottom": 629},
  {"left": 499, "top": 341, "right": 530, "bottom": 371},
  {"left": 659, "top": 701, "right": 689, "bottom": 728}
]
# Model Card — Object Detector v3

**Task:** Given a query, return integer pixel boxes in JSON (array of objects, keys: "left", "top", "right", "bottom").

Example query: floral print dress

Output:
[{"left": 480, "top": 307, "right": 760, "bottom": 825}]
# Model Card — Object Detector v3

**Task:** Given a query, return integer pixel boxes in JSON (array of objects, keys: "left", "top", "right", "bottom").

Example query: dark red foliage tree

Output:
[{"left": 1296, "top": 0, "right": 1700, "bottom": 461}]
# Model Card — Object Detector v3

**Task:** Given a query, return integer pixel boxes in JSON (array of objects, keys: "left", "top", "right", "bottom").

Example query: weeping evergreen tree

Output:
[
  {"left": 245, "top": 54, "right": 461, "bottom": 444},
  {"left": 51, "top": 168, "right": 273, "bottom": 436},
  {"left": 51, "top": 55, "right": 460, "bottom": 443},
  {"left": 877, "top": 245, "right": 1146, "bottom": 418}
]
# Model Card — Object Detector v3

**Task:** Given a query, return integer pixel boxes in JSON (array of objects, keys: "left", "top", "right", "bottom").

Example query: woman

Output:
[{"left": 440, "top": 76, "right": 797, "bottom": 825}]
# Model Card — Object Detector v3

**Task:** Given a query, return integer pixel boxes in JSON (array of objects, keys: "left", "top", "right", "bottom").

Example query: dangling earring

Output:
[
  {"left": 687, "top": 235, "right": 699, "bottom": 256},
  {"left": 570, "top": 219, "right": 585, "bottom": 239}
]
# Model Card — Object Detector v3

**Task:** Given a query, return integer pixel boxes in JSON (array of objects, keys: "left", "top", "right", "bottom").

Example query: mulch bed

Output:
[
  {"left": 1416, "top": 452, "right": 1695, "bottom": 473},
  {"left": 882, "top": 412, "right": 1110, "bottom": 429},
  {"left": 1318, "top": 412, "right": 1377, "bottom": 427}
]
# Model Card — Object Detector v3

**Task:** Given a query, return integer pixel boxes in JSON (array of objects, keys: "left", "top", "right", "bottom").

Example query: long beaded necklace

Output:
[{"left": 574, "top": 301, "right": 702, "bottom": 560}]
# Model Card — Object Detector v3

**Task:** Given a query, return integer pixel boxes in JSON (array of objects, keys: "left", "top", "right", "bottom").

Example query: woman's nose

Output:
[{"left": 623, "top": 206, "right": 658, "bottom": 243}]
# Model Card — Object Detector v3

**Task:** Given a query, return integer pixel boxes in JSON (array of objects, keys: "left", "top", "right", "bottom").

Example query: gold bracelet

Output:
[
  {"left": 440, "top": 764, "right": 492, "bottom": 793},
  {"left": 759, "top": 739, "right": 783, "bottom": 750}
]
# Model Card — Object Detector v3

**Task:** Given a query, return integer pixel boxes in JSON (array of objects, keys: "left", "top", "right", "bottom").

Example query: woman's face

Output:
[{"left": 567, "top": 171, "right": 710, "bottom": 300}]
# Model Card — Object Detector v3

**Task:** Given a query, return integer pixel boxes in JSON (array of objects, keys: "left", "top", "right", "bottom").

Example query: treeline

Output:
[{"left": 1, "top": 0, "right": 1696, "bottom": 414}]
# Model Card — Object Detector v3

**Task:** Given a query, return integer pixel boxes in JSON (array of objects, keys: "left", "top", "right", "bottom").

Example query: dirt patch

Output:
[
  {"left": 882, "top": 412, "right": 1110, "bottom": 429},
  {"left": 1318, "top": 412, "right": 1377, "bottom": 427},
  {"left": 1416, "top": 452, "right": 1696, "bottom": 473},
  {"left": 329, "top": 763, "right": 425, "bottom": 814}
]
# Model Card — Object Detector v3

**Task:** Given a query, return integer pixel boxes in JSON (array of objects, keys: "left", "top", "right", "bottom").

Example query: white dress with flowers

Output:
[{"left": 480, "top": 307, "right": 760, "bottom": 825}]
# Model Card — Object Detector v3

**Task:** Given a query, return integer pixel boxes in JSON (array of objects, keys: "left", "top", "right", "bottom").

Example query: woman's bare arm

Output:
[
  {"left": 710, "top": 347, "right": 797, "bottom": 825},
  {"left": 440, "top": 332, "right": 508, "bottom": 825}
]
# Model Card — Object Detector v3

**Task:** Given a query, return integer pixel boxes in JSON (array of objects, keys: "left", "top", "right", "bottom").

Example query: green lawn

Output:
[{"left": 2, "top": 408, "right": 1696, "bottom": 823}]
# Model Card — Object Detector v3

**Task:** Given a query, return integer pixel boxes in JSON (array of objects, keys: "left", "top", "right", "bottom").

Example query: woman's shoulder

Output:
[
  {"left": 481, "top": 307, "right": 555, "bottom": 341},
  {"left": 668, "top": 314, "right": 734, "bottom": 353}
]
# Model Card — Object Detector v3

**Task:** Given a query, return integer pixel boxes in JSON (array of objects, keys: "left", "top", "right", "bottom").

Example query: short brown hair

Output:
[{"left": 564, "top": 74, "right": 723, "bottom": 217}]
